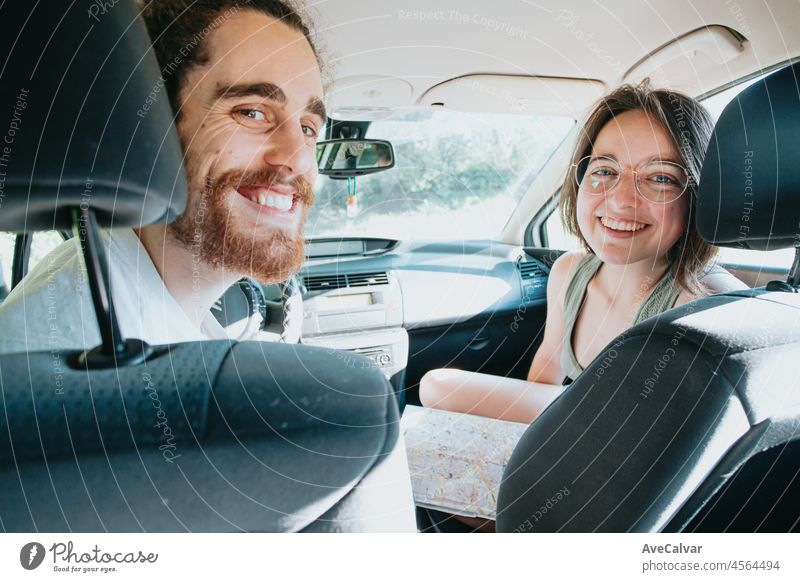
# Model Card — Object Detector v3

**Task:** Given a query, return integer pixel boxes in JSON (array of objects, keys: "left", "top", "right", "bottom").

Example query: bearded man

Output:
[{"left": 0, "top": 0, "right": 325, "bottom": 352}]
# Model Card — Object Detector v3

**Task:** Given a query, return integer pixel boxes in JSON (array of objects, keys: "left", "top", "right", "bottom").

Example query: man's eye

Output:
[
  {"left": 302, "top": 124, "right": 318, "bottom": 138},
  {"left": 235, "top": 109, "right": 268, "bottom": 122}
]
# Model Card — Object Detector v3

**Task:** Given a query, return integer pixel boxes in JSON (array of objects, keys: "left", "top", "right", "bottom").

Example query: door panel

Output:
[{"left": 405, "top": 302, "right": 547, "bottom": 405}]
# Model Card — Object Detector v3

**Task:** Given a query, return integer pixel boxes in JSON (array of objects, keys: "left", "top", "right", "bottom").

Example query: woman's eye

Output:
[
  {"left": 651, "top": 174, "right": 678, "bottom": 185},
  {"left": 591, "top": 166, "right": 616, "bottom": 176}
]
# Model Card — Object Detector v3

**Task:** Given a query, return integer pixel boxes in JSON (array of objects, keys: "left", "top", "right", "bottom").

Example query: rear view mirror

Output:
[{"left": 316, "top": 139, "right": 395, "bottom": 177}]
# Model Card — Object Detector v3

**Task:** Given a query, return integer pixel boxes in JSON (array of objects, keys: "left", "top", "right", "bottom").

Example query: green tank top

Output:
[{"left": 560, "top": 253, "right": 682, "bottom": 383}]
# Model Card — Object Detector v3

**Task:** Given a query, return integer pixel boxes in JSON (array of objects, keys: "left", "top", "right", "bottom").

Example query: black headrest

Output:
[
  {"left": 0, "top": 0, "right": 186, "bottom": 233},
  {"left": 697, "top": 63, "right": 800, "bottom": 250}
]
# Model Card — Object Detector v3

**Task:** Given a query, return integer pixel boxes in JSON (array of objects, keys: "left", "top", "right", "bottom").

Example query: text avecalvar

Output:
[{"left": 642, "top": 544, "right": 702, "bottom": 554}]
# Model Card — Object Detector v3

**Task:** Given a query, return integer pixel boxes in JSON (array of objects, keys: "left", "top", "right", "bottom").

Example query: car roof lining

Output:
[{"left": 313, "top": 0, "right": 800, "bottom": 116}]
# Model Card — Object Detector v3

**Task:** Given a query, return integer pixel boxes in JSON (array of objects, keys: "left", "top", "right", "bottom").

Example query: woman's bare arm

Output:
[
  {"left": 418, "top": 251, "right": 585, "bottom": 424},
  {"left": 419, "top": 369, "right": 564, "bottom": 424}
]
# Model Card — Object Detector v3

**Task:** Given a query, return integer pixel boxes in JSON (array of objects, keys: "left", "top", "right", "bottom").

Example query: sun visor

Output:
[
  {"left": 327, "top": 75, "right": 414, "bottom": 120},
  {"left": 416, "top": 75, "right": 605, "bottom": 117}
]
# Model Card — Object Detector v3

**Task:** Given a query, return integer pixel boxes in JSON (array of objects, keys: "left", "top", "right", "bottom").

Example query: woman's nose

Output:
[{"left": 607, "top": 169, "right": 639, "bottom": 208}]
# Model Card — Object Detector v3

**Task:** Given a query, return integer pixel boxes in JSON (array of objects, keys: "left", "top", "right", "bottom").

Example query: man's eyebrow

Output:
[
  {"left": 306, "top": 96, "right": 327, "bottom": 122},
  {"left": 213, "top": 83, "right": 326, "bottom": 121},
  {"left": 213, "top": 82, "right": 287, "bottom": 104}
]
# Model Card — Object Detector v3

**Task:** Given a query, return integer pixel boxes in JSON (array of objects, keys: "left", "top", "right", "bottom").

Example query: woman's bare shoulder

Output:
[
  {"left": 545, "top": 250, "right": 589, "bottom": 309},
  {"left": 702, "top": 265, "right": 750, "bottom": 293},
  {"left": 673, "top": 264, "right": 749, "bottom": 307},
  {"left": 549, "top": 249, "right": 589, "bottom": 281}
]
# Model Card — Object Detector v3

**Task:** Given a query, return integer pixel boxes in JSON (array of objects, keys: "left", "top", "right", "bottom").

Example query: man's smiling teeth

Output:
[
  {"left": 250, "top": 192, "right": 293, "bottom": 211},
  {"left": 600, "top": 216, "right": 648, "bottom": 232}
]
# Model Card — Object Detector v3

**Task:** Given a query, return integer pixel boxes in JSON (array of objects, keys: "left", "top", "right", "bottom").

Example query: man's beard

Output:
[{"left": 168, "top": 167, "right": 314, "bottom": 284}]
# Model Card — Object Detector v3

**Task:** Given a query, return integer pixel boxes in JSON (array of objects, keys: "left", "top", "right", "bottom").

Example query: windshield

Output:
[{"left": 306, "top": 111, "right": 575, "bottom": 241}]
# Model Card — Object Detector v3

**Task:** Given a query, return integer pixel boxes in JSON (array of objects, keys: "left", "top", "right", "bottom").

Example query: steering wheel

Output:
[
  {"left": 213, "top": 276, "right": 303, "bottom": 343},
  {"left": 257, "top": 276, "right": 303, "bottom": 343}
]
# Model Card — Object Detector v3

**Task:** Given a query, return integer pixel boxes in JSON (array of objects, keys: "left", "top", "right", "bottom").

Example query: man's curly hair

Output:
[{"left": 139, "top": 0, "right": 320, "bottom": 120}]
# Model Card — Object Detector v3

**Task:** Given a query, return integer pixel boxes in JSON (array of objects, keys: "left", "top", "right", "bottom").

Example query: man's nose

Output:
[{"left": 261, "top": 118, "right": 314, "bottom": 177}]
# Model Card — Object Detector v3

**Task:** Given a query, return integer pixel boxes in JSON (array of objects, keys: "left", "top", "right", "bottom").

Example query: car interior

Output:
[{"left": 1, "top": 0, "right": 799, "bottom": 533}]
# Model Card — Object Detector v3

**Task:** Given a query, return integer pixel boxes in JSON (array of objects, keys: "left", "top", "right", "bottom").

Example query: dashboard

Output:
[
  {"left": 298, "top": 238, "right": 554, "bottom": 405},
  {"left": 301, "top": 238, "right": 550, "bottom": 331}
]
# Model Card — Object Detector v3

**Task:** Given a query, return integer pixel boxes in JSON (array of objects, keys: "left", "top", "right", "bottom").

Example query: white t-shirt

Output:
[{"left": 0, "top": 229, "right": 235, "bottom": 354}]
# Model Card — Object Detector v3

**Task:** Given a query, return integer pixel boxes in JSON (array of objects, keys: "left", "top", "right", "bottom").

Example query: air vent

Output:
[
  {"left": 347, "top": 271, "right": 389, "bottom": 287},
  {"left": 517, "top": 261, "right": 545, "bottom": 280},
  {"left": 352, "top": 346, "right": 386, "bottom": 359},
  {"left": 304, "top": 274, "right": 347, "bottom": 292},
  {"left": 303, "top": 271, "right": 389, "bottom": 291}
]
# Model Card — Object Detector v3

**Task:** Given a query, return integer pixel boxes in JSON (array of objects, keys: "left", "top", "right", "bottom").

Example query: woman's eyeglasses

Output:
[{"left": 573, "top": 155, "right": 692, "bottom": 204}]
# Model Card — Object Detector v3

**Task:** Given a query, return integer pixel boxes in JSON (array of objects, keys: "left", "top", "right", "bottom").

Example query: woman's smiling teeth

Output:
[{"left": 600, "top": 216, "right": 648, "bottom": 232}]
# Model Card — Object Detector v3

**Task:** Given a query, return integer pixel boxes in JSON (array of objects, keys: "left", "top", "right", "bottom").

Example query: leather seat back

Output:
[{"left": 0, "top": 341, "right": 412, "bottom": 531}]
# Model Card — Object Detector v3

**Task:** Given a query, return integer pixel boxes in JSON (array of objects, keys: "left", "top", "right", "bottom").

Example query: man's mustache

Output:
[{"left": 207, "top": 167, "right": 315, "bottom": 207}]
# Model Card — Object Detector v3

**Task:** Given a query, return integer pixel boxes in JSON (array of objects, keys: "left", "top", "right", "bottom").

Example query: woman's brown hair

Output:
[{"left": 559, "top": 80, "right": 717, "bottom": 295}]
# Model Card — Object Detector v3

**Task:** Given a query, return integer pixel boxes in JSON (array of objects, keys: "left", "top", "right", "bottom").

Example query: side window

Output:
[
  {"left": 542, "top": 209, "right": 581, "bottom": 251},
  {"left": 29, "top": 231, "right": 65, "bottom": 271},
  {"left": 713, "top": 246, "right": 794, "bottom": 271},
  {"left": 0, "top": 232, "right": 14, "bottom": 291},
  {"left": 0, "top": 231, "right": 65, "bottom": 292}
]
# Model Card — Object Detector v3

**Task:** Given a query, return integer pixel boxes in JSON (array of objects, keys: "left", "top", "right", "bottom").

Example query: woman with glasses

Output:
[{"left": 419, "top": 81, "right": 746, "bottom": 425}]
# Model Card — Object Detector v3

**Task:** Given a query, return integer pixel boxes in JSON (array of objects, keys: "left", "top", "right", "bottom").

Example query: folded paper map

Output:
[{"left": 401, "top": 405, "right": 529, "bottom": 520}]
